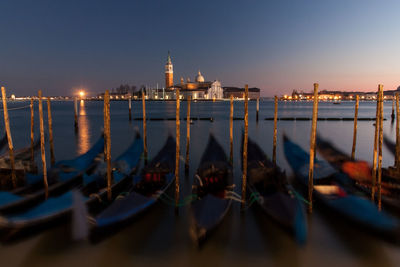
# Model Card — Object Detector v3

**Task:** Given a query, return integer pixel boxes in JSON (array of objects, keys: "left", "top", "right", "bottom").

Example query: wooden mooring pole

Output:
[
  {"left": 175, "top": 89, "right": 180, "bottom": 208},
  {"left": 377, "top": 85, "right": 384, "bottom": 210},
  {"left": 256, "top": 97, "right": 259, "bottom": 122},
  {"left": 371, "top": 88, "right": 380, "bottom": 201},
  {"left": 74, "top": 96, "right": 78, "bottom": 132},
  {"left": 229, "top": 95, "right": 234, "bottom": 164},
  {"left": 38, "top": 90, "right": 48, "bottom": 199},
  {"left": 1, "top": 87, "right": 16, "bottom": 188},
  {"left": 392, "top": 95, "right": 395, "bottom": 122},
  {"left": 142, "top": 91, "right": 147, "bottom": 161},
  {"left": 30, "top": 97, "right": 34, "bottom": 162},
  {"left": 396, "top": 93, "right": 400, "bottom": 169},
  {"left": 129, "top": 95, "right": 132, "bottom": 121},
  {"left": 351, "top": 95, "right": 359, "bottom": 160},
  {"left": 47, "top": 98, "right": 55, "bottom": 165},
  {"left": 241, "top": 85, "right": 249, "bottom": 209},
  {"left": 104, "top": 90, "right": 112, "bottom": 201},
  {"left": 185, "top": 96, "right": 191, "bottom": 172},
  {"left": 308, "top": 83, "right": 319, "bottom": 213},
  {"left": 272, "top": 96, "right": 278, "bottom": 166}
]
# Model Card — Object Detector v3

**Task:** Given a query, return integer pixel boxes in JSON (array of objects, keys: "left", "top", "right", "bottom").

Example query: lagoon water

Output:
[{"left": 0, "top": 100, "right": 399, "bottom": 267}]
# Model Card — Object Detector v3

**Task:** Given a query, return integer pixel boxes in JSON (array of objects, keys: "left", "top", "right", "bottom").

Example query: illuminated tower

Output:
[{"left": 165, "top": 51, "right": 173, "bottom": 88}]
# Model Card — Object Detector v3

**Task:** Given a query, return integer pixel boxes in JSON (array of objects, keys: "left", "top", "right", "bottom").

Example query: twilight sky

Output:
[{"left": 0, "top": 0, "right": 399, "bottom": 97}]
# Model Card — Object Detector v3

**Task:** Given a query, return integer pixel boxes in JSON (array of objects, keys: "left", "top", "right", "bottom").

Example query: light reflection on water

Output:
[
  {"left": 0, "top": 100, "right": 399, "bottom": 266},
  {"left": 76, "top": 100, "right": 90, "bottom": 155}
]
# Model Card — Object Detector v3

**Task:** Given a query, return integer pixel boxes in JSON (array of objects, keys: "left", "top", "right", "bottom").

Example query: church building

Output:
[{"left": 164, "top": 52, "right": 224, "bottom": 100}]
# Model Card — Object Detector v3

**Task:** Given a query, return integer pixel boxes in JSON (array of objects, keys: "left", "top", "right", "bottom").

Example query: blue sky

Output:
[{"left": 0, "top": 0, "right": 399, "bottom": 96}]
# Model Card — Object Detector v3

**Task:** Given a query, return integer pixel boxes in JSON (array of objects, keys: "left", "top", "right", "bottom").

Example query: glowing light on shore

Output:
[{"left": 79, "top": 91, "right": 85, "bottom": 98}]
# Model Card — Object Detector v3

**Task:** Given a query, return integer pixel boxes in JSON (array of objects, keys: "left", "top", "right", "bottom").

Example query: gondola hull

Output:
[
  {"left": 190, "top": 135, "right": 233, "bottom": 246},
  {"left": 284, "top": 136, "right": 400, "bottom": 239}
]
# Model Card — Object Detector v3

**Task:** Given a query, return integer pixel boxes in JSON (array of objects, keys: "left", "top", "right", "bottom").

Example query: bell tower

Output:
[{"left": 165, "top": 51, "right": 173, "bottom": 88}]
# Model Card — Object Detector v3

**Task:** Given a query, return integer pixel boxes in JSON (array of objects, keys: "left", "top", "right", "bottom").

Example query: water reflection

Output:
[{"left": 77, "top": 100, "right": 90, "bottom": 155}]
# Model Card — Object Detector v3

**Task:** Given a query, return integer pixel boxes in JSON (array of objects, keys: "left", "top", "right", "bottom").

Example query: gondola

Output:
[
  {"left": 0, "top": 138, "right": 41, "bottom": 189},
  {"left": 91, "top": 135, "right": 175, "bottom": 238},
  {"left": 0, "top": 135, "right": 104, "bottom": 214},
  {"left": 0, "top": 132, "right": 143, "bottom": 241},
  {"left": 0, "top": 133, "right": 8, "bottom": 153},
  {"left": 243, "top": 136, "right": 307, "bottom": 244},
  {"left": 189, "top": 134, "right": 233, "bottom": 245},
  {"left": 384, "top": 135, "right": 396, "bottom": 156},
  {"left": 283, "top": 135, "right": 400, "bottom": 239},
  {"left": 316, "top": 135, "right": 400, "bottom": 202}
]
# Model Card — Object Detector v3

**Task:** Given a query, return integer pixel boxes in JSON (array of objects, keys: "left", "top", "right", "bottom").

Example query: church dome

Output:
[{"left": 195, "top": 70, "right": 205, "bottom": 83}]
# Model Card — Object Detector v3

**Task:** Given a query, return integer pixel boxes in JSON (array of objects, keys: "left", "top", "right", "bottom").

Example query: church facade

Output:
[{"left": 164, "top": 52, "right": 224, "bottom": 100}]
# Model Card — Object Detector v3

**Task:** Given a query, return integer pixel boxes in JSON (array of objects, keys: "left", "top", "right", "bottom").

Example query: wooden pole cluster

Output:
[
  {"left": 175, "top": 89, "right": 180, "bottom": 208},
  {"left": 185, "top": 96, "right": 191, "bottom": 172},
  {"left": 308, "top": 83, "right": 319, "bottom": 213},
  {"left": 129, "top": 95, "right": 132, "bottom": 121},
  {"left": 47, "top": 98, "right": 55, "bottom": 165},
  {"left": 1, "top": 87, "right": 16, "bottom": 188},
  {"left": 351, "top": 95, "right": 359, "bottom": 160},
  {"left": 241, "top": 85, "right": 249, "bottom": 209},
  {"left": 38, "top": 90, "right": 48, "bottom": 198},
  {"left": 104, "top": 90, "right": 112, "bottom": 201},
  {"left": 229, "top": 95, "right": 234, "bottom": 164},
  {"left": 142, "top": 91, "right": 147, "bottom": 161},
  {"left": 272, "top": 96, "right": 278, "bottom": 165},
  {"left": 30, "top": 98, "right": 34, "bottom": 163},
  {"left": 74, "top": 97, "right": 78, "bottom": 131},
  {"left": 256, "top": 97, "right": 259, "bottom": 122},
  {"left": 396, "top": 93, "right": 400, "bottom": 169},
  {"left": 377, "top": 85, "right": 384, "bottom": 210}
]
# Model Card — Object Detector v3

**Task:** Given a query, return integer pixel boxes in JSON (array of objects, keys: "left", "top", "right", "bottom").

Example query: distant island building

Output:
[
  {"left": 164, "top": 52, "right": 224, "bottom": 100},
  {"left": 160, "top": 52, "right": 260, "bottom": 100}
]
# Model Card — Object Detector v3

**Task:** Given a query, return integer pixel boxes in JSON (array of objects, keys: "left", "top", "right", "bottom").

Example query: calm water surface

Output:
[{"left": 0, "top": 100, "right": 399, "bottom": 267}]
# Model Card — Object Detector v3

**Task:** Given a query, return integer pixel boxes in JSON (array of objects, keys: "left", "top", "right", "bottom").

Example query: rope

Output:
[
  {"left": 289, "top": 188, "right": 310, "bottom": 205},
  {"left": 0, "top": 104, "right": 31, "bottom": 111}
]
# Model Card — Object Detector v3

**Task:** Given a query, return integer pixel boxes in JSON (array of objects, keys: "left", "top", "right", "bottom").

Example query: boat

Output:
[
  {"left": 383, "top": 135, "right": 396, "bottom": 156},
  {"left": 0, "top": 133, "right": 8, "bottom": 153},
  {"left": 0, "top": 138, "right": 41, "bottom": 189},
  {"left": 243, "top": 136, "right": 307, "bottom": 244},
  {"left": 283, "top": 135, "right": 400, "bottom": 239},
  {"left": 316, "top": 135, "right": 400, "bottom": 198},
  {"left": 0, "top": 135, "right": 104, "bottom": 214},
  {"left": 91, "top": 135, "right": 175, "bottom": 235},
  {"left": 189, "top": 134, "right": 233, "bottom": 245},
  {"left": 0, "top": 132, "right": 143, "bottom": 241}
]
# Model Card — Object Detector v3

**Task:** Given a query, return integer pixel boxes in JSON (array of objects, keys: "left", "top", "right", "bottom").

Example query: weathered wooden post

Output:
[
  {"left": 30, "top": 97, "right": 34, "bottom": 162},
  {"left": 351, "top": 95, "right": 359, "bottom": 160},
  {"left": 392, "top": 95, "right": 395, "bottom": 122},
  {"left": 104, "top": 90, "right": 112, "bottom": 201},
  {"left": 308, "top": 83, "right": 319, "bottom": 213},
  {"left": 175, "top": 89, "right": 180, "bottom": 208},
  {"left": 1, "top": 87, "right": 16, "bottom": 188},
  {"left": 47, "top": 98, "right": 55, "bottom": 165},
  {"left": 74, "top": 96, "right": 78, "bottom": 131},
  {"left": 273, "top": 96, "right": 278, "bottom": 165},
  {"left": 256, "top": 97, "right": 259, "bottom": 122},
  {"left": 185, "top": 95, "right": 191, "bottom": 172},
  {"left": 377, "top": 85, "right": 384, "bottom": 210},
  {"left": 371, "top": 88, "right": 380, "bottom": 200},
  {"left": 142, "top": 91, "right": 147, "bottom": 161},
  {"left": 38, "top": 90, "right": 48, "bottom": 198},
  {"left": 242, "top": 85, "right": 249, "bottom": 209},
  {"left": 229, "top": 95, "right": 234, "bottom": 164},
  {"left": 128, "top": 95, "right": 132, "bottom": 121},
  {"left": 396, "top": 93, "right": 400, "bottom": 169}
]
